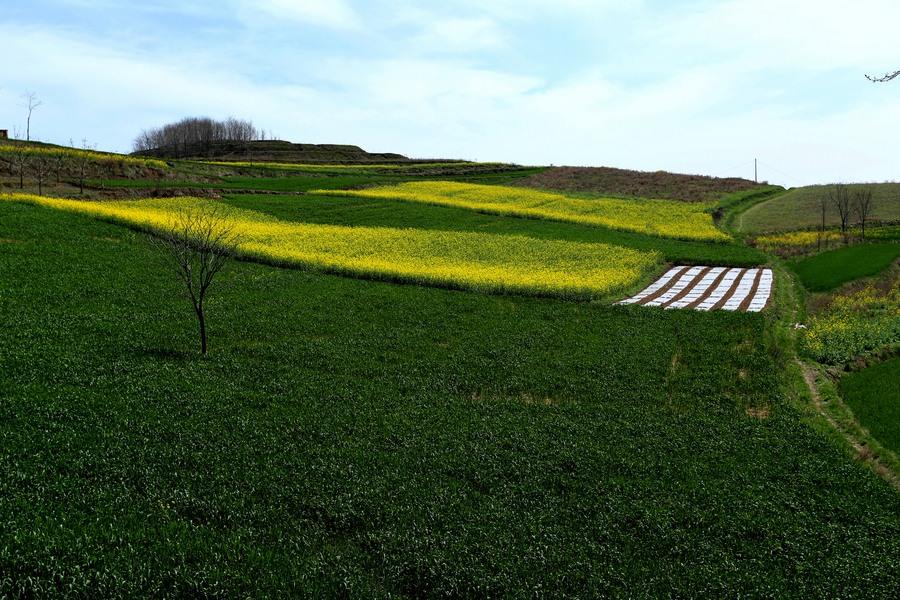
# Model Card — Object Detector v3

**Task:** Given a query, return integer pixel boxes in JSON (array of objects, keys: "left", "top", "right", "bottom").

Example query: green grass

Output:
[
  {"left": 865, "top": 226, "right": 900, "bottom": 241},
  {"left": 3, "top": 200, "right": 900, "bottom": 597},
  {"left": 740, "top": 183, "right": 900, "bottom": 233},
  {"left": 790, "top": 243, "right": 900, "bottom": 291},
  {"left": 221, "top": 192, "right": 769, "bottom": 267},
  {"left": 840, "top": 357, "right": 900, "bottom": 455}
]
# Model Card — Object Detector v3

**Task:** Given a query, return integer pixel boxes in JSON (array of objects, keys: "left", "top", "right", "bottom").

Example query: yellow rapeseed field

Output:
[
  {"left": 1, "top": 194, "right": 661, "bottom": 300},
  {"left": 752, "top": 230, "right": 842, "bottom": 253},
  {"left": 802, "top": 281, "right": 900, "bottom": 363},
  {"left": 308, "top": 181, "right": 730, "bottom": 242}
]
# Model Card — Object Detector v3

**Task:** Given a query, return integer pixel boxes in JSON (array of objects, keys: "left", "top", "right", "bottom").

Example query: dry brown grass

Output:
[
  {"left": 746, "top": 406, "right": 771, "bottom": 419},
  {"left": 509, "top": 166, "right": 761, "bottom": 202}
]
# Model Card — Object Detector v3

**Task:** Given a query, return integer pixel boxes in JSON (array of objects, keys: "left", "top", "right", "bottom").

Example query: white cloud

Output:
[
  {"left": 3, "top": 0, "right": 900, "bottom": 184},
  {"left": 251, "top": 0, "right": 363, "bottom": 29},
  {"left": 448, "top": 0, "right": 641, "bottom": 19},
  {"left": 410, "top": 18, "right": 509, "bottom": 53},
  {"left": 654, "top": 0, "right": 900, "bottom": 69}
]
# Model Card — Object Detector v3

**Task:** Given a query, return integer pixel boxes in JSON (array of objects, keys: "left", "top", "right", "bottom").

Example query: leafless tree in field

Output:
[
  {"left": 18, "top": 91, "right": 43, "bottom": 142},
  {"left": 72, "top": 150, "right": 93, "bottom": 193},
  {"left": 1, "top": 146, "right": 31, "bottom": 188},
  {"left": 853, "top": 185, "right": 876, "bottom": 239},
  {"left": 828, "top": 183, "right": 854, "bottom": 239},
  {"left": 70, "top": 139, "right": 101, "bottom": 193},
  {"left": 31, "top": 153, "right": 52, "bottom": 195},
  {"left": 146, "top": 203, "right": 245, "bottom": 354},
  {"left": 866, "top": 71, "right": 900, "bottom": 82},
  {"left": 49, "top": 151, "right": 70, "bottom": 183},
  {"left": 92, "top": 159, "right": 112, "bottom": 189}
]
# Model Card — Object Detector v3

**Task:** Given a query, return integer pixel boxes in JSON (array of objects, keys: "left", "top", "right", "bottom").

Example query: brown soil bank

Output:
[{"left": 509, "top": 166, "right": 762, "bottom": 202}]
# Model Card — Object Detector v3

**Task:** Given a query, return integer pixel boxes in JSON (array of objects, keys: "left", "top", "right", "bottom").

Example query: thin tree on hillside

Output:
[
  {"left": 146, "top": 203, "right": 245, "bottom": 354},
  {"left": 49, "top": 150, "right": 70, "bottom": 183},
  {"left": 31, "top": 153, "right": 52, "bottom": 195},
  {"left": 854, "top": 185, "right": 875, "bottom": 239},
  {"left": 1, "top": 146, "right": 31, "bottom": 188},
  {"left": 18, "top": 91, "right": 42, "bottom": 142},
  {"left": 72, "top": 150, "right": 93, "bottom": 193},
  {"left": 829, "top": 183, "right": 854, "bottom": 239},
  {"left": 92, "top": 158, "right": 112, "bottom": 189}
]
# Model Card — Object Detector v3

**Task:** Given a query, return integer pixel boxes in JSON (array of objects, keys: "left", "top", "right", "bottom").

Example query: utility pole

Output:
[{"left": 755, "top": 159, "right": 758, "bottom": 183}]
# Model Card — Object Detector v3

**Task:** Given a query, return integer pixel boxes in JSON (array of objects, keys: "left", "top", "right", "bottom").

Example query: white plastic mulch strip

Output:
[
  {"left": 693, "top": 268, "right": 745, "bottom": 311},
  {"left": 746, "top": 269, "right": 774, "bottom": 312},
  {"left": 617, "top": 266, "right": 773, "bottom": 312},
  {"left": 640, "top": 266, "right": 706, "bottom": 307},
  {"left": 666, "top": 267, "right": 727, "bottom": 310},
  {"left": 616, "top": 265, "right": 688, "bottom": 305}
]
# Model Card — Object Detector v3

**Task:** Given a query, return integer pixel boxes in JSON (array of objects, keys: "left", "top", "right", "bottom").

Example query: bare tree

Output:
[
  {"left": 853, "top": 185, "right": 875, "bottom": 239},
  {"left": 866, "top": 71, "right": 900, "bottom": 82},
  {"left": 92, "top": 158, "right": 112, "bottom": 189},
  {"left": 131, "top": 116, "right": 263, "bottom": 159},
  {"left": 146, "top": 203, "right": 245, "bottom": 354},
  {"left": 1, "top": 146, "right": 31, "bottom": 188},
  {"left": 72, "top": 150, "right": 93, "bottom": 193},
  {"left": 31, "top": 153, "right": 52, "bottom": 195},
  {"left": 828, "top": 183, "right": 854, "bottom": 238},
  {"left": 71, "top": 139, "right": 99, "bottom": 193},
  {"left": 19, "top": 91, "right": 43, "bottom": 142},
  {"left": 49, "top": 150, "right": 70, "bottom": 183}
]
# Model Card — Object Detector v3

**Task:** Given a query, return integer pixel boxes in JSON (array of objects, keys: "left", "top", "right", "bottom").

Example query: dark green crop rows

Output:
[
  {"left": 2, "top": 201, "right": 899, "bottom": 597},
  {"left": 790, "top": 243, "right": 900, "bottom": 292},
  {"left": 840, "top": 358, "right": 900, "bottom": 456}
]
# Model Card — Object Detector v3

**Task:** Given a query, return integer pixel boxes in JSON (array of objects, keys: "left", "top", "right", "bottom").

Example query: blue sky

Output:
[{"left": 2, "top": 0, "right": 899, "bottom": 187}]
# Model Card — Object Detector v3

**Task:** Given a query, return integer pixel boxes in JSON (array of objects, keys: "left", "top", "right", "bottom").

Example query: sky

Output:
[{"left": 2, "top": 0, "right": 899, "bottom": 188}]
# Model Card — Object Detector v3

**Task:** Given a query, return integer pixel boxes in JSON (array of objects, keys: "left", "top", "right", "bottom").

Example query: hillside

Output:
[
  {"left": 131, "top": 139, "right": 418, "bottom": 164},
  {"left": 510, "top": 165, "right": 767, "bottom": 202},
  {"left": 3, "top": 143, "right": 900, "bottom": 597},
  {"left": 740, "top": 182, "right": 900, "bottom": 232}
]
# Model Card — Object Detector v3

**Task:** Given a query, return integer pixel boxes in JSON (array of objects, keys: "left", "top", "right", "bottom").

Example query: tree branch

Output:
[{"left": 865, "top": 70, "right": 900, "bottom": 82}]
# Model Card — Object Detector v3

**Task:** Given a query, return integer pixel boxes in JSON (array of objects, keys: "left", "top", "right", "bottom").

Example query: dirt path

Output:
[{"left": 796, "top": 358, "right": 900, "bottom": 489}]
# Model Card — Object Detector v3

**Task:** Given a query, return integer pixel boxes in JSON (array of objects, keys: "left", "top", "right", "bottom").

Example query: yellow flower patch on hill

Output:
[
  {"left": 309, "top": 181, "right": 730, "bottom": 242},
  {"left": 2, "top": 194, "right": 661, "bottom": 301}
]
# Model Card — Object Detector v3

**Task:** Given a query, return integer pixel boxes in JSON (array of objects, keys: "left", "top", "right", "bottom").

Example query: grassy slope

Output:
[
  {"left": 3, "top": 199, "right": 900, "bottom": 597},
  {"left": 507, "top": 166, "right": 769, "bottom": 203},
  {"left": 741, "top": 183, "right": 900, "bottom": 232}
]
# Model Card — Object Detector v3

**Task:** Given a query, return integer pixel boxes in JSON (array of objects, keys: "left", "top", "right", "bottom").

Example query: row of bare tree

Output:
[
  {"left": 818, "top": 183, "right": 876, "bottom": 247},
  {"left": 131, "top": 116, "right": 272, "bottom": 159},
  {"left": 0, "top": 145, "right": 120, "bottom": 195}
]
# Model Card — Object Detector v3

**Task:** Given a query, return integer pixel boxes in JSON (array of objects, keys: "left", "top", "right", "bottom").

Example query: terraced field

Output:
[{"left": 4, "top": 152, "right": 900, "bottom": 598}]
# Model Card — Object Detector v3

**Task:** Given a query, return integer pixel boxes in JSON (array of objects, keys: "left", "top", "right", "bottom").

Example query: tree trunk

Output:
[{"left": 200, "top": 311, "right": 207, "bottom": 354}]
